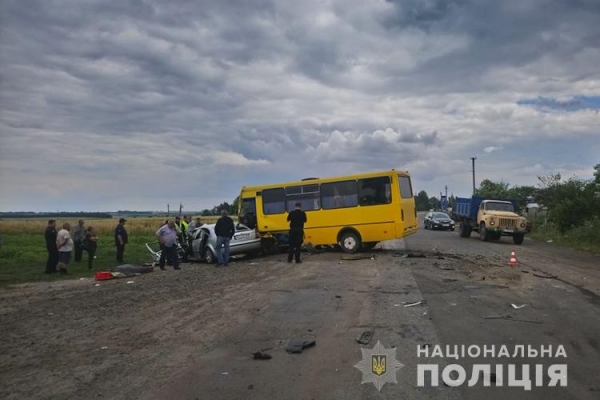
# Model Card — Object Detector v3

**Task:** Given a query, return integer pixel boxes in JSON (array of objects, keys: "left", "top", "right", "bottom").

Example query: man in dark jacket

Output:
[
  {"left": 44, "top": 220, "right": 58, "bottom": 273},
  {"left": 114, "top": 218, "right": 128, "bottom": 262},
  {"left": 214, "top": 210, "right": 235, "bottom": 266},
  {"left": 287, "top": 203, "right": 307, "bottom": 263}
]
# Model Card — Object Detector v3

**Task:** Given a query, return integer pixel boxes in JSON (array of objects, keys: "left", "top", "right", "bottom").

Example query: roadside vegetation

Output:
[{"left": 0, "top": 216, "right": 219, "bottom": 286}]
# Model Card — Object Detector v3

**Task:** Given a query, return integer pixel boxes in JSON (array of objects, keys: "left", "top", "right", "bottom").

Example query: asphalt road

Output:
[
  {"left": 1, "top": 221, "right": 599, "bottom": 400},
  {"left": 147, "top": 227, "right": 600, "bottom": 400}
]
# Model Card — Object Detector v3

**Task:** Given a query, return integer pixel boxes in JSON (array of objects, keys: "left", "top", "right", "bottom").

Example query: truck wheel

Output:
[
  {"left": 459, "top": 223, "right": 471, "bottom": 238},
  {"left": 513, "top": 234, "right": 525, "bottom": 245},
  {"left": 339, "top": 232, "right": 361, "bottom": 253},
  {"left": 493, "top": 232, "right": 502, "bottom": 241},
  {"left": 479, "top": 223, "right": 490, "bottom": 242}
]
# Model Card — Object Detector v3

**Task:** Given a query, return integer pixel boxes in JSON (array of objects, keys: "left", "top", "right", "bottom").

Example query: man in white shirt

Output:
[
  {"left": 156, "top": 220, "right": 180, "bottom": 270},
  {"left": 56, "top": 223, "right": 74, "bottom": 274}
]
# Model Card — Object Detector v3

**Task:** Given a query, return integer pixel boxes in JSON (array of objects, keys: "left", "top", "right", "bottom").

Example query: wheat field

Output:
[{"left": 0, "top": 216, "right": 220, "bottom": 236}]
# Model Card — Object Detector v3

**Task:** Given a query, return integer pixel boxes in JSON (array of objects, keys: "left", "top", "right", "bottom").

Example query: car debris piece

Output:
[
  {"left": 511, "top": 303, "right": 526, "bottom": 309},
  {"left": 403, "top": 301, "right": 423, "bottom": 307},
  {"left": 252, "top": 351, "right": 272, "bottom": 360},
  {"left": 126, "top": 281, "right": 135, "bottom": 284},
  {"left": 442, "top": 278, "right": 458, "bottom": 282},
  {"left": 286, "top": 339, "right": 316, "bottom": 354},
  {"left": 356, "top": 331, "right": 374, "bottom": 345},
  {"left": 533, "top": 273, "right": 558, "bottom": 279},
  {"left": 482, "top": 315, "right": 543, "bottom": 324},
  {"left": 340, "top": 254, "right": 374, "bottom": 260}
]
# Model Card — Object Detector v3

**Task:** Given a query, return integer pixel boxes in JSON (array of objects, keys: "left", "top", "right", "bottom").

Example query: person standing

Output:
[
  {"left": 73, "top": 219, "right": 86, "bottom": 262},
  {"left": 84, "top": 226, "right": 98, "bottom": 270},
  {"left": 156, "top": 220, "right": 180, "bottom": 270},
  {"left": 44, "top": 220, "right": 59, "bottom": 274},
  {"left": 214, "top": 210, "right": 235, "bottom": 266},
  {"left": 56, "top": 223, "right": 73, "bottom": 274},
  {"left": 287, "top": 203, "right": 307, "bottom": 264},
  {"left": 114, "top": 218, "right": 128, "bottom": 263},
  {"left": 186, "top": 217, "right": 203, "bottom": 256}
]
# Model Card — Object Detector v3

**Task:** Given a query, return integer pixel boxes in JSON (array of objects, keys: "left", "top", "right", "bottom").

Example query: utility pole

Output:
[
  {"left": 471, "top": 157, "right": 477, "bottom": 195},
  {"left": 444, "top": 185, "right": 448, "bottom": 197},
  {"left": 167, "top": 204, "right": 170, "bottom": 217}
]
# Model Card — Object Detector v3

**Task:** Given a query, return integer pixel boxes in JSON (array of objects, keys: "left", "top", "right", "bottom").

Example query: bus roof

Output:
[{"left": 239, "top": 169, "right": 410, "bottom": 192}]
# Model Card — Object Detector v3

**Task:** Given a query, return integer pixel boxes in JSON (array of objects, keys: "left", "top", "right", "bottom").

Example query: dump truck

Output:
[{"left": 454, "top": 196, "right": 529, "bottom": 244}]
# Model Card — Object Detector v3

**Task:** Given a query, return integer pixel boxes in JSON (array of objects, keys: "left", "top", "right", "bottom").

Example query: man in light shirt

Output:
[
  {"left": 56, "top": 223, "right": 74, "bottom": 274},
  {"left": 156, "top": 220, "right": 180, "bottom": 271}
]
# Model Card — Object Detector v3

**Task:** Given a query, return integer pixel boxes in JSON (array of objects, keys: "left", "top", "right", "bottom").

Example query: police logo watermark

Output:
[{"left": 355, "top": 341, "right": 404, "bottom": 391}]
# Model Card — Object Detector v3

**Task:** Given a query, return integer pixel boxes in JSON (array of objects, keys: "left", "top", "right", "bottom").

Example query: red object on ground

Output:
[
  {"left": 94, "top": 271, "right": 114, "bottom": 281},
  {"left": 508, "top": 251, "right": 519, "bottom": 267}
]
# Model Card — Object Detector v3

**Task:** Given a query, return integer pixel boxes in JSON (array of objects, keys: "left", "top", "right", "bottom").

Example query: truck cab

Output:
[
  {"left": 455, "top": 196, "right": 529, "bottom": 245},
  {"left": 476, "top": 200, "right": 528, "bottom": 244}
]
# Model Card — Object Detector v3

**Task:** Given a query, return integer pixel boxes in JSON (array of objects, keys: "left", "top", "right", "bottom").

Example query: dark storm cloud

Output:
[{"left": 0, "top": 0, "right": 599, "bottom": 211}]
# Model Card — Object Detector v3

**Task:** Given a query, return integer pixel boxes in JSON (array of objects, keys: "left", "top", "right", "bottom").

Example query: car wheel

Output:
[
  {"left": 204, "top": 248, "right": 216, "bottom": 264},
  {"left": 339, "top": 232, "right": 361, "bottom": 254},
  {"left": 424, "top": 221, "right": 428, "bottom": 229}
]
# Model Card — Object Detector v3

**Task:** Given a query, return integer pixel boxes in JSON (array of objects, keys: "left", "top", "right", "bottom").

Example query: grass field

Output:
[{"left": 0, "top": 216, "right": 219, "bottom": 286}]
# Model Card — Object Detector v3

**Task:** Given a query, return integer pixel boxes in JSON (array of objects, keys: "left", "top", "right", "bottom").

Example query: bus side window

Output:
[
  {"left": 358, "top": 176, "right": 391, "bottom": 206},
  {"left": 263, "top": 188, "right": 286, "bottom": 214}
]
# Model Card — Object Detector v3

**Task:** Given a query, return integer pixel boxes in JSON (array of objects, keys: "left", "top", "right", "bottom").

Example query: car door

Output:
[{"left": 231, "top": 223, "right": 258, "bottom": 253}]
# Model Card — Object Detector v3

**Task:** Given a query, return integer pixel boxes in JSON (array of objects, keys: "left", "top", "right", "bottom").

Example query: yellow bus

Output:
[{"left": 237, "top": 169, "right": 417, "bottom": 253}]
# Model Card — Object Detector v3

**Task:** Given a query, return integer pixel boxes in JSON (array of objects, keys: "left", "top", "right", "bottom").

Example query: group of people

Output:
[
  {"left": 45, "top": 219, "right": 99, "bottom": 274},
  {"left": 41, "top": 203, "right": 308, "bottom": 275},
  {"left": 44, "top": 218, "right": 128, "bottom": 274},
  {"left": 155, "top": 211, "right": 236, "bottom": 269}
]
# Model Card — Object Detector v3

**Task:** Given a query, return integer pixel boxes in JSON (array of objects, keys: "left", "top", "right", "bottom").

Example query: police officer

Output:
[{"left": 287, "top": 203, "right": 307, "bottom": 263}]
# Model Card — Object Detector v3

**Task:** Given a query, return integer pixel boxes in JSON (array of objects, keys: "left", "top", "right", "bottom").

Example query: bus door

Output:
[
  {"left": 240, "top": 197, "right": 257, "bottom": 229},
  {"left": 398, "top": 175, "right": 417, "bottom": 232}
]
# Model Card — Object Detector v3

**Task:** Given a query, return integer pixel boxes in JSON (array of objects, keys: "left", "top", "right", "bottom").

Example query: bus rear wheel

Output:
[{"left": 339, "top": 232, "right": 361, "bottom": 254}]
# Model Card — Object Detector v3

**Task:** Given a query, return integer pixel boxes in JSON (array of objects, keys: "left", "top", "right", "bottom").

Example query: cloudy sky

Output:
[{"left": 1, "top": 0, "right": 599, "bottom": 212}]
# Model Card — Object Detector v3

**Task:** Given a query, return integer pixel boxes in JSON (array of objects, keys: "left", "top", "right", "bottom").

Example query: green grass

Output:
[
  {"left": 529, "top": 219, "right": 600, "bottom": 254},
  {"left": 0, "top": 234, "right": 159, "bottom": 286}
]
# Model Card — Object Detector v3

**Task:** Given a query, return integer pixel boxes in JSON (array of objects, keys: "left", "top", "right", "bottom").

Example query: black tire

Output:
[
  {"left": 424, "top": 221, "right": 428, "bottom": 229},
  {"left": 204, "top": 248, "right": 216, "bottom": 264},
  {"left": 261, "top": 238, "right": 277, "bottom": 255},
  {"left": 493, "top": 232, "right": 502, "bottom": 241},
  {"left": 459, "top": 222, "right": 471, "bottom": 238},
  {"left": 513, "top": 234, "right": 525, "bottom": 245},
  {"left": 339, "top": 231, "right": 361, "bottom": 254},
  {"left": 479, "top": 222, "right": 490, "bottom": 242}
]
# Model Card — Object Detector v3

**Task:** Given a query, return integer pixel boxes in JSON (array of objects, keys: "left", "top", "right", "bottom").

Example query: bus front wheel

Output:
[{"left": 339, "top": 232, "right": 361, "bottom": 253}]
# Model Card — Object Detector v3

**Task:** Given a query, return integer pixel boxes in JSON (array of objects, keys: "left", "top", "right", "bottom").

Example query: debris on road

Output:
[
  {"left": 340, "top": 255, "right": 374, "bottom": 260},
  {"left": 335, "top": 295, "right": 342, "bottom": 298},
  {"left": 252, "top": 351, "right": 272, "bottom": 360},
  {"left": 126, "top": 281, "right": 135, "bottom": 284},
  {"left": 403, "top": 301, "right": 423, "bottom": 307},
  {"left": 442, "top": 278, "right": 458, "bottom": 282},
  {"left": 511, "top": 303, "right": 526, "bottom": 309},
  {"left": 482, "top": 315, "right": 543, "bottom": 324},
  {"left": 393, "top": 252, "right": 426, "bottom": 258},
  {"left": 286, "top": 339, "right": 316, "bottom": 354},
  {"left": 221, "top": 372, "right": 229, "bottom": 375},
  {"left": 356, "top": 331, "right": 374, "bottom": 345},
  {"left": 533, "top": 273, "right": 558, "bottom": 279}
]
